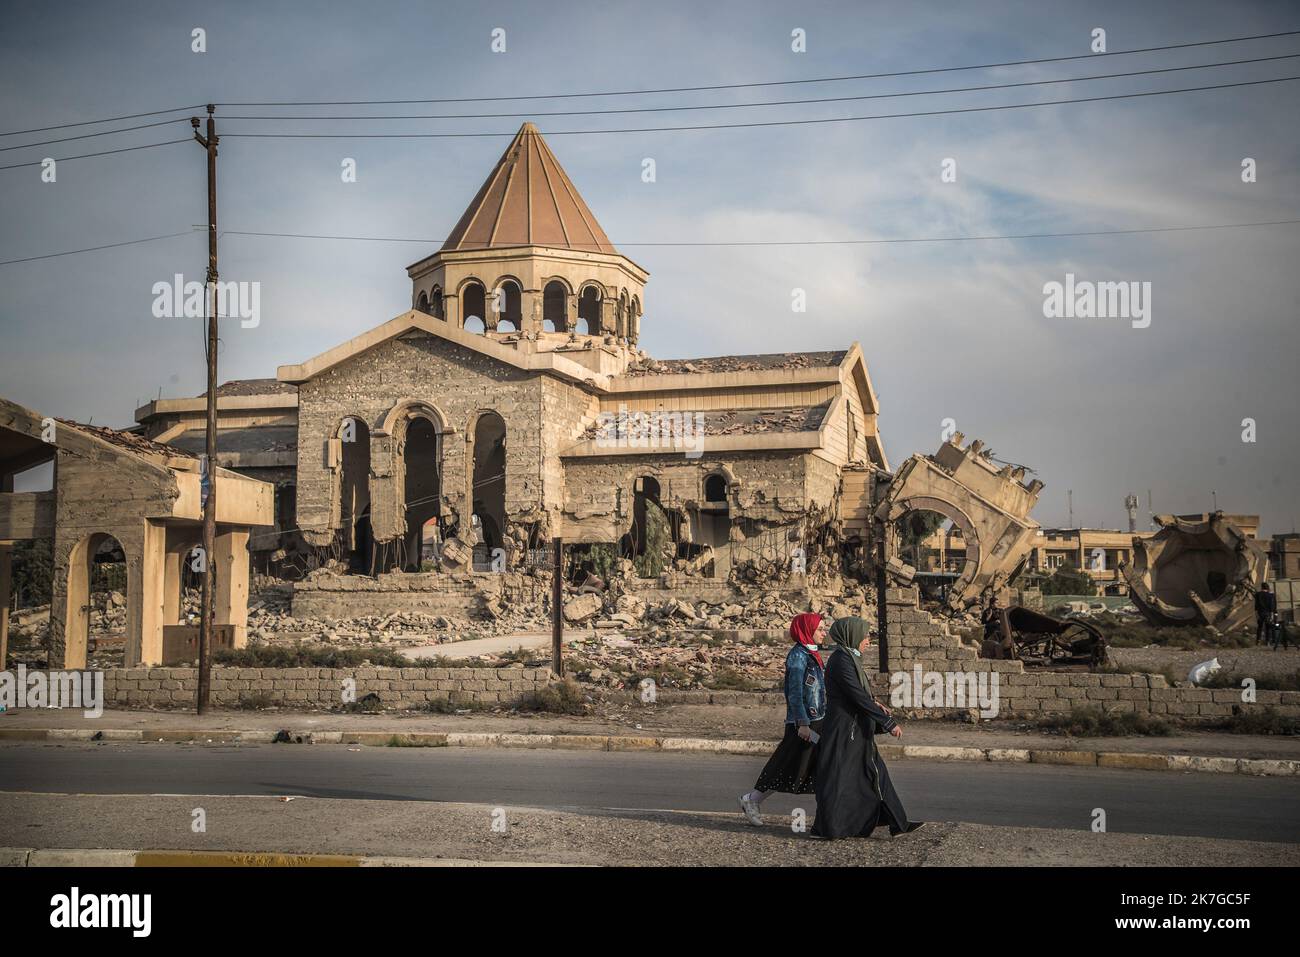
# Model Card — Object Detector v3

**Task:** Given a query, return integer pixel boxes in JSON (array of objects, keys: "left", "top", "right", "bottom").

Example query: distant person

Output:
[
  {"left": 811, "top": 617, "right": 924, "bottom": 839},
  {"left": 1255, "top": 584, "right": 1277, "bottom": 646},
  {"left": 737, "top": 612, "right": 827, "bottom": 826},
  {"left": 981, "top": 593, "right": 1014, "bottom": 659}
]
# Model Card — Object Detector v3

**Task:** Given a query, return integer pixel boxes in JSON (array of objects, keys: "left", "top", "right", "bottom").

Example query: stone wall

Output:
[
  {"left": 873, "top": 585, "right": 1300, "bottom": 720},
  {"left": 561, "top": 449, "right": 815, "bottom": 554},
  {"left": 294, "top": 331, "right": 554, "bottom": 546},
  {"left": 97, "top": 665, "right": 553, "bottom": 710}
]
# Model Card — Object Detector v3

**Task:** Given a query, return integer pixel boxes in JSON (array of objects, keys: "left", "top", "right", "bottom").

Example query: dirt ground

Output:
[
  {"left": 1110, "top": 645, "right": 1299, "bottom": 679},
  {"left": 0, "top": 792, "right": 1292, "bottom": 866}
]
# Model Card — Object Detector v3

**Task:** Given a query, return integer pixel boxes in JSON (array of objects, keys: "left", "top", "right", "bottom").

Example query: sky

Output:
[{"left": 1, "top": 0, "right": 1297, "bottom": 534}]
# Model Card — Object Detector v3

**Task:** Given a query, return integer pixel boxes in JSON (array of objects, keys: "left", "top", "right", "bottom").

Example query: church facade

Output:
[{"left": 275, "top": 123, "right": 889, "bottom": 581}]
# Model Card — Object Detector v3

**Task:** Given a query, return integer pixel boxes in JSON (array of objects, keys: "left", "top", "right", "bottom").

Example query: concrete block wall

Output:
[
  {"left": 873, "top": 586, "right": 1300, "bottom": 720},
  {"left": 880, "top": 585, "right": 1014, "bottom": 674},
  {"left": 97, "top": 665, "right": 554, "bottom": 710}
]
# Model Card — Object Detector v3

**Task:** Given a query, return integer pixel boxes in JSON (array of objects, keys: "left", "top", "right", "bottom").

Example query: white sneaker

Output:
[{"left": 738, "top": 795, "right": 763, "bottom": 826}]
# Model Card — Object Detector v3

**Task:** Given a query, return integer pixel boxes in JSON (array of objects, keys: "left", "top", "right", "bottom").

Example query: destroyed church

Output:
[
  {"left": 139, "top": 122, "right": 1043, "bottom": 619},
  {"left": 154, "top": 120, "right": 1034, "bottom": 590},
  {"left": 6, "top": 122, "right": 1049, "bottom": 667}
]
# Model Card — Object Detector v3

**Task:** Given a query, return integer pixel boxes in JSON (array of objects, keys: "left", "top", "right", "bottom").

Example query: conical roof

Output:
[{"left": 440, "top": 123, "right": 617, "bottom": 254}]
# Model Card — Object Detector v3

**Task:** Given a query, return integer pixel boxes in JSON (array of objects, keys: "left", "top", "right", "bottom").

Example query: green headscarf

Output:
[
  {"left": 828, "top": 615, "right": 885, "bottom": 796},
  {"left": 828, "top": 616, "right": 875, "bottom": 695}
]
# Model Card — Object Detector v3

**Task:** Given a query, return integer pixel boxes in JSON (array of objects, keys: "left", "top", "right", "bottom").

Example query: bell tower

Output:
[{"left": 406, "top": 123, "right": 648, "bottom": 347}]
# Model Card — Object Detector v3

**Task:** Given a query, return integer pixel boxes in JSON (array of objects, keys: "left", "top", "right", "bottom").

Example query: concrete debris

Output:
[
  {"left": 1121, "top": 513, "right": 1269, "bottom": 631},
  {"left": 876, "top": 434, "right": 1044, "bottom": 611},
  {"left": 562, "top": 593, "right": 603, "bottom": 624},
  {"left": 622, "top": 351, "right": 848, "bottom": 377},
  {"left": 565, "top": 605, "right": 880, "bottom": 693}
]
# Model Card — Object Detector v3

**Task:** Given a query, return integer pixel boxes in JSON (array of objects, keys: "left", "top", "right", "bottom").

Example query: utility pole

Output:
[
  {"left": 1068, "top": 489, "right": 1074, "bottom": 529},
  {"left": 551, "top": 537, "right": 565, "bottom": 677},
  {"left": 191, "top": 105, "right": 218, "bottom": 714},
  {"left": 875, "top": 518, "right": 888, "bottom": 673}
]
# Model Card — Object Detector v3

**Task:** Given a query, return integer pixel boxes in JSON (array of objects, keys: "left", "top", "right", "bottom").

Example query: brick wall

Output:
[{"left": 98, "top": 665, "right": 553, "bottom": 710}]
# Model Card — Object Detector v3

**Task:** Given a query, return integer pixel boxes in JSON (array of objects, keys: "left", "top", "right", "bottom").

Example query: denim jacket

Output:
[{"left": 784, "top": 644, "right": 826, "bottom": 726}]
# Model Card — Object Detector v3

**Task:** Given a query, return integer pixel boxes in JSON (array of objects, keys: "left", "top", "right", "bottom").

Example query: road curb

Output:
[
  {"left": 2, "top": 727, "right": 1296, "bottom": 776},
  {"left": 1, "top": 847, "right": 575, "bottom": 867}
]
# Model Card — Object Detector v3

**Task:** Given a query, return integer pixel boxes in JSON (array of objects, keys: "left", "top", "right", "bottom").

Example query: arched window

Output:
[
  {"left": 704, "top": 473, "right": 728, "bottom": 503},
  {"left": 578, "top": 286, "right": 601, "bottom": 335},
  {"left": 493, "top": 279, "right": 522, "bottom": 332},
  {"left": 471, "top": 411, "right": 507, "bottom": 558},
  {"left": 416, "top": 291, "right": 430, "bottom": 314},
  {"left": 462, "top": 281, "right": 486, "bottom": 332},
  {"left": 430, "top": 285, "right": 444, "bottom": 320},
  {"left": 338, "top": 417, "right": 372, "bottom": 573},
  {"left": 402, "top": 417, "right": 441, "bottom": 571},
  {"left": 543, "top": 280, "right": 568, "bottom": 333}
]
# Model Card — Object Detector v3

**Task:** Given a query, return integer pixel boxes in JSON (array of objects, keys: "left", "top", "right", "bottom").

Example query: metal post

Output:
[
  {"left": 551, "top": 536, "right": 564, "bottom": 677},
  {"left": 192, "top": 105, "right": 219, "bottom": 714},
  {"left": 875, "top": 519, "right": 888, "bottom": 673}
]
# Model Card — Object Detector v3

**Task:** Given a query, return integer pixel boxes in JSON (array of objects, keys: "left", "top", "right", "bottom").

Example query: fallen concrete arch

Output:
[
  {"left": 875, "top": 434, "right": 1044, "bottom": 611},
  {"left": 1121, "top": 512, "right": 1268, "bottom": 631}
]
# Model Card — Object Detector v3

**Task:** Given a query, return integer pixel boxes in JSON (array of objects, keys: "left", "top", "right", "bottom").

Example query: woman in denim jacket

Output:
[{"left": 738, "top": 612, "right": 827, "bottom": 826}]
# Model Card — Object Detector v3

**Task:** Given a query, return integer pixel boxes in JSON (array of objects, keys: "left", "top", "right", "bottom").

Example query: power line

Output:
[
  {"left": 216, "top": 29, "right": 1300, "bottom": 106},
  {"left": 0, "top": 137, "right": 192, "bottom": 171},
  {"left": 222, "top": 219, "right": 1300, "bottom": 248},
  {"left": 221, "top": 74, "right": 1300, "bottom": 139},
  {"left": 0, "top": 104, "right": 205, "bottom": 138},
  {"left": 3, "top": 53, "right": 1292, "bottom": 161},
  {"left": 0, "top": 116, "right": 192, "bottom": 153},
  {"left": 218, "top": 52, "right": 1300, "bottom": 122},
  {"left": 10, "top": 218, "right": 1297, "bottom": 269},
  {"left": 4, "top": 29, "right": 1294, "bottom": 138},
  {"left": 0, "top": 230, "right": 198, "bottom": 267}
]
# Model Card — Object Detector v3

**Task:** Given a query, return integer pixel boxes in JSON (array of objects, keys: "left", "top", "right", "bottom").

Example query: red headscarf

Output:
[{"left": 790, "top": 613, "right": 825, "bottom": 670}]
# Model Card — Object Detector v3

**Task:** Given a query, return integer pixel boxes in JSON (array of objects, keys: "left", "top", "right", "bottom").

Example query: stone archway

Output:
[
  {"left": 881, "top": 495, "right": 982, "bottom": 600},
  {"left": 64, "top": 531, "right": 128, "bottom": 669},
  {"left": 467, "top": 411, "right": 506, "bottom": 559},
  {"left": 401, "top": 417, "right": 442, "bottom": 570}
]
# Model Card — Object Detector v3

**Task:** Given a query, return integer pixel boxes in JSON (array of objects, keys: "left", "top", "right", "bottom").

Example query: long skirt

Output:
[{"left": 753, "top": 720, "right": 824, "bottom": 794}]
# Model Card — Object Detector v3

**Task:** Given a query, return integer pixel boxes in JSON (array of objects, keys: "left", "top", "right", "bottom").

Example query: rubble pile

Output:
[
  {"left": 564, "top": 629, "right": 791, "bottom": 691},
  {"left": 245, "top": 590, "right": 550, "bottom": 648},
  {"left": 552, "top": 581, "right": 881, "bottom": 689},
  {"left": 622, "top": 350, "right": 845, "bottom": 377}
]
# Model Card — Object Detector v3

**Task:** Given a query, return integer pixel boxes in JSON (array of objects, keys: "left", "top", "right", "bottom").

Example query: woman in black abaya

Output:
[{"left": 811, "top": 616, "right": 925, "bottom": 839}]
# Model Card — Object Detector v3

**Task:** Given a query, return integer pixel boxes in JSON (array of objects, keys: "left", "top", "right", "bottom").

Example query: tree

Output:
[
  {"left": 896, "top": 510, "right": 947, "bottom": 570},
  {"left": 1040, "top": 564, "right": 1095, "bottom": 596},
  {"left": 634, "top": 499, "right": 672, "bottom": 578}
]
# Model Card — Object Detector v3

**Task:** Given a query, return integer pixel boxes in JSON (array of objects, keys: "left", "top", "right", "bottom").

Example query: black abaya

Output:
[{"left": 810, "top": 649, "right": 913, "bottom": 838}]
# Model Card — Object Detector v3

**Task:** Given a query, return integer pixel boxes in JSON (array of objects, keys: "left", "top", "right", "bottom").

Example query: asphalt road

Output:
[{"left": 1, "top": 741, "right": 1297, "bottom": 844}]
